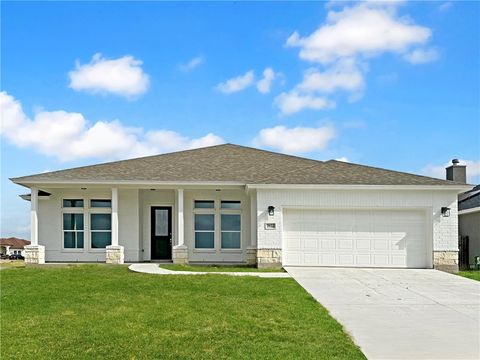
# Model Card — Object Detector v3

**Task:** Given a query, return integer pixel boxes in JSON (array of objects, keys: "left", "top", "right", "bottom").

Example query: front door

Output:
[{"left": 151, "top": 207, "right": 172, "bottom": 260}]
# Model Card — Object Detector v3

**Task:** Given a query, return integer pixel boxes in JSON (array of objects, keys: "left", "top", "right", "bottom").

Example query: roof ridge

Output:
[
  {"left": 325, "top": 160, "right": 469, "bottom": 186},
  {"left": 225, "top": 144, "right": 324, "bottom": 165},
  {"left": 10, "top": 143, "right": 323, "bottom": 182},
  {"left": 254, "top": 162, "right": 324, "bottom": 184},
  {"left": 10, "top": 143, "right": 231, "bottom": 181}
]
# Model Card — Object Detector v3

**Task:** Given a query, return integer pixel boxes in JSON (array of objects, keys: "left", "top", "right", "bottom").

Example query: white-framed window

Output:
[
  {"left": 194, "top": 200, "right": 215, "bottom": 209},
  {"left": 194, "top": 214, "right": 215, "bottom": 249},
  {"left": 61, "top": 197, "right": 111, "bottom": 251},
  {"left": 221, "top": 214, "right": 241, "bottom": 249},
  {"left": 63, "top": 213, "right": 85, "bottom": 249},
  {"left": 194, "top": 200, "right": 215, "bottom": 249},
  {"left": 89, "top": 199, "right": 112, "bottom": 249},
  {"left": 193, "top": 199, "right": 242, "bottom": 250},
  {"left": 62, "top": 199, "right": 85, "bottom": 249}
]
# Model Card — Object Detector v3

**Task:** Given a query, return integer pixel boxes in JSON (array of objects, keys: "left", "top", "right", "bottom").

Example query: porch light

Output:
[
  {"left": 441, "top": 207, "right": 451, "bottom": 217},
  {"left": 268, "top": 206, "right": 275, "bottom": 216}
]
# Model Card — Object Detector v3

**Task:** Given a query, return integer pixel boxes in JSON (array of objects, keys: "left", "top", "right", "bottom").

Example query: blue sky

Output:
[{"left": 1, "top": 1, "right": 479, "bottom": 239}]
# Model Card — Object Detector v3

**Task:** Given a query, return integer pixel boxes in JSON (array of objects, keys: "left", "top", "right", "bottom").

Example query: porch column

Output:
[
  {"left": 177, "top": 188, "right": 184, "bottom": 246},
  {"left": 24, "top": 187, "right": 45, "bottom": 264},
  {"left": 31, "top": 187, "right": 38, "bottom": 245},
  {"left": 111, "top": 187, "right": 119, "bottom": 246},
  {"left": 172, "top": 188, "right": 188, "bottom": 264},
  {"left": 106, "top": 187, "right": 124, "bottom": 264},
  {"left": 246, "top": 190, "right": 257, "bottom": 265}
]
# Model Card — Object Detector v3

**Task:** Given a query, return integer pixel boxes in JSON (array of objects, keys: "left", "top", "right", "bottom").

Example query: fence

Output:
[{"left": 458, "top": 235, "right": 470, "bottom": 270}]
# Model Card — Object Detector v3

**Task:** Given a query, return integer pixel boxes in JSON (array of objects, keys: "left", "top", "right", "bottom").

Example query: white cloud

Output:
[
  {"left": 257, "top": 67, "right": 278, "bottom": 94},
  {"left": 297, "top": 59, "right": 364, "bottom": 94},
  {"left": 403, "top": 48, "right": 440, "bottom": 64},
  {"left": 421, "top": 159, "right": 480, "bottom": 184},
  {"left": 254, "top": 125, "right": 335, "bottom": 153},
  {"left": 275, "top": 91, "right": 335, "bottom": 115},
  {"left": 335, "top": 156, "right": 349, "bottom": 162},
  {"left": 276, "top": 2, "right": 437, "bottom": 115},
  {"left": 68, "top": 53, "right": 150, "bottom": 98},
  {"left": 179, "top": 56, "right": 205, "bottom": 72},
  {"left": 286, "top": 2, "right": 432, "bottom": 64},
  {"left": 438, "top": 2, "right": 453, "bottom": 12},
  {"left": 215, "top": 70, "right": 255, "bottom": 94},
  {"left": 0, "top": 91, "right": 224, "bottom": 162}
]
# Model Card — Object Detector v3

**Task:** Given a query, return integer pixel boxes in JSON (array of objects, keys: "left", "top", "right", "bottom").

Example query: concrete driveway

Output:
[{"left": 286, "top": 267, "right": 480, "bottom": 360}]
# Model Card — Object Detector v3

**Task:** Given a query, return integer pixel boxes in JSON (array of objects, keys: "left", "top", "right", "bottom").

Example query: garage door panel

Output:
[
  {"left": 373, "top": 239, "right": 389, "bottom": 250},
  {"left": 356, "top": 254, "right": 372, "bottom": 265},
  {"left": 356, "top": 239, "right": 371, "bottom": 250},
  {"left": 283, "top": 209, "right": 427, "bottom": 268},
  {"left": 304, "top": 253, "right": 318, "bottom": 265},
  {"left": 338, "top": 239, "right": 354, "bottom": 250},
  {"left": 304, "top": 238, "right": 318, "bottom": 250},
  {"left": 338, "top": 254, "right": 354, "bottom": 265},
  {"left": 322, "top": 239, "right": 336, "bottom": 249}
]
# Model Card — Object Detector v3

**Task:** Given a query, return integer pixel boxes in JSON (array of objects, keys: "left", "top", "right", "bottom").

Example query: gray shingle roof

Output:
[
  {"left": 10, "top": 144, "right": 465, "bottom": 186},
  {"left": 459, "top": 185, "right": 480, "bottom": 210}
]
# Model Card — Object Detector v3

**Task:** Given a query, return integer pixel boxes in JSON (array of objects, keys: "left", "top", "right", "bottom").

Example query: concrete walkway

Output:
[
  {"left": 286, "top": 267, "right": 480, "bottom": 360},
  {"left": 128, "top": 263, "right": 291, "bottom": 278}
]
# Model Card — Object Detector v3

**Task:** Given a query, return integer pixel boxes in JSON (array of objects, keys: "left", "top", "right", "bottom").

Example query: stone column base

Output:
[
  {"left": 106, "top": 245, "right": 124, "bottom": 264},
  {"left": 433, "top": 251, "right": 459, "bottom": 273},
  {"left": 257, "top": 248, "right": 282, "bottom": 269},
  {"left": 172, "top": 245, "right": 188, "bottom": 264},
  {"left": 24, "top": 245, "right": 45, "bottom": 264},
  {"left": 246, "top": 247, "right": 257, "bottom": 265}
]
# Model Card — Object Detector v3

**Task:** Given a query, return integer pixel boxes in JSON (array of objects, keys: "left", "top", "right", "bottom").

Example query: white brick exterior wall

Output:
[{"left": 256, "top": 188, "right": 459, "bottom": 262}]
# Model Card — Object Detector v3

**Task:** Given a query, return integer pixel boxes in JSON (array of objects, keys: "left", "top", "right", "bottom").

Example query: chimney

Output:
[{"left": 446, "top": 159, "right": 466, "bottom": 183}]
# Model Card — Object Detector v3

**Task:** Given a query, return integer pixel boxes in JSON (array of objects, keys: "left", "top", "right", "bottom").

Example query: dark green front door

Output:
[{"left": 151, "top": 206, "right": 172, "bottom": 260}]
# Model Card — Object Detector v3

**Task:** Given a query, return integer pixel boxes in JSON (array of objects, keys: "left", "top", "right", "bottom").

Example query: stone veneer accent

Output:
[
  {"left": 257, "top": 249, "right": 282, "bottom": 269},
  {"left": 246, "top": 247, "right": 257, "bottom": 265},
  {"left": 172, "top": 245, "right": 188, "bottom": 264},
  {"left": 433, "top": 251, "right": 459, "bottom": 273},
  {"left": 24, "top": 245, "right": 45, "bottom": 264},
  {"left": 106, "top": 245, "right": 124, "bottom": 264}
]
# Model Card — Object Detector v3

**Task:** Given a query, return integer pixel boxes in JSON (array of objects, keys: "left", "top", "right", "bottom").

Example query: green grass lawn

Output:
[
  {"left": 160, "top": 264, "right": 285, "bottom": 272},
  {"left": 1, "top": 265, "right": 364, "bottom": 360},
  {"left": 457, "top": 269, "right": 480, "bottom": 281},
  {"left": 0, "top": 260, "right": 25, "bottom": 269}
]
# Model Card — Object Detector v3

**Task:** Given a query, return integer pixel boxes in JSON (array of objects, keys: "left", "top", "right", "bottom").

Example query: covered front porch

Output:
[{"left": 25, "top": 185, "right": 258, "bottom": 265}]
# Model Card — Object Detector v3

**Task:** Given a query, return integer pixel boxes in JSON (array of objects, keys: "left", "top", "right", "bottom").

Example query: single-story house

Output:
[
  {"left": 458, "top": 187, "right": 480, "bottom": 265},
  {"left": 444, "top": 159, "right": 480, "bottom": 266},
  {"left": 0, "top": 237, "right": 31, "bottom": 256},
  {"left": 11, "top": 144, "right": 471, "bottom": 271}
]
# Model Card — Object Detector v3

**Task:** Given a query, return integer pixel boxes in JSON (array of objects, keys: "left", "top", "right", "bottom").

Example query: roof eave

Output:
[
  {"left": 11, "top": 179, "right": 248, "bottom": 188},
  {"left": 246, "top": 183, "right": 473, "bottom": 193}
]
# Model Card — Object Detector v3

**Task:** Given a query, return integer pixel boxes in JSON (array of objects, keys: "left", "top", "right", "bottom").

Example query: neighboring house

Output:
[
  {"left": 11, "top": 144, "right": 470, "bottom": 271},
  {"left": 0, "top": 237, "right": 31, "bottom": 257},
  {"left": 447, "top": 160, "right": 480, "bottom": 265}
]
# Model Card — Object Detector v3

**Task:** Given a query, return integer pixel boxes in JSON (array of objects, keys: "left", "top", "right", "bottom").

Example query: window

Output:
[
  {"left": 221, "top": 214, "right": 241, "bottom": 249},
  {"left": 63, "top": 213, "right": 84, "bottom": 248},
  {"left": 194, "top": 214, "right": 215, "bottom": 248},
  {"left": 221, "top": 201, "right": 241, "bottom": 209},
  {"left": 91, "top": 214, "right": 112, "bottom": 248},
  {"left": 63, "top": 199, "right": 84, "bottom": 208},
  {"left": 194, "top": 200, "right": 215, "bottom": 209},
  {"left": 90, "top": 199, "right": 111, "bottom": 208}
]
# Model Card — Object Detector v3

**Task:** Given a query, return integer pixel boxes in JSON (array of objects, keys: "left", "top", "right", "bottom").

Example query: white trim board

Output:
[{"left": 458, "top": 207, "right": 480, "bottom": 215}]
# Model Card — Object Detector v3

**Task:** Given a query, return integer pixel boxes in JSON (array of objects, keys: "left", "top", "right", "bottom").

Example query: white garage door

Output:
[{"left": 283, "top": 209, "right": 427, "bottom": 268}]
